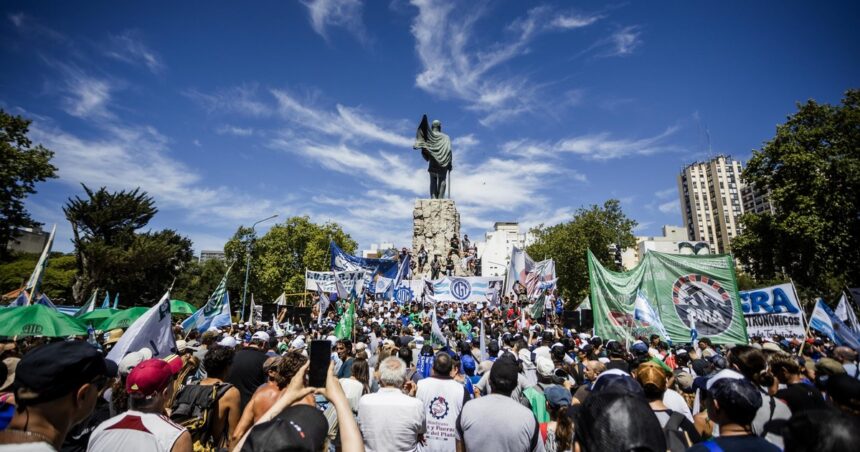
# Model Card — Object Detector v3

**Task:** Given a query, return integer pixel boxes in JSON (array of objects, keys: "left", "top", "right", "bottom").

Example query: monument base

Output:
[{"left": 412, "top": 199, "right": 466, "bottom": 278}]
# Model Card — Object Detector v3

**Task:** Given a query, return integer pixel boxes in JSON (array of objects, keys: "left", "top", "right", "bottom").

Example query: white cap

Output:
[
  {"left": 536, "top": 356, "right": 555, "bottom": 377},
  {"left": 218, "top": 336, "right": 238, "bottom": 348},
  {"left": 291, "top": 337, "right": 306, "bottom": 350},
  {"left": 705, "top": 369, "right": 745, "bottom": 391},
  {"left": 251, "top": 331, "right": 270, "bottom": 342},
  {"left": 118, "top": 347, "right": 153, "bottom": 376}
]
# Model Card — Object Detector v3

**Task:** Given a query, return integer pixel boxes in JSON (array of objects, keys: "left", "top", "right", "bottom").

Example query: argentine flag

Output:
[
  {"left": 182, "top": 268, "right": 232, "bottom": 332},
  {"left": 633, "top": 289, "right": 672, "bottom": 343},
  {"left": 810, "top": 299, "right": 860, "bottom": 349}
]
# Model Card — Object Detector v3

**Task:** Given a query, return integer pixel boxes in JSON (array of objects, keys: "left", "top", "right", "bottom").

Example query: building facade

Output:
[
  {"left": 620, "top": 225, "right": 710, "bottom": 269},
  {"left": 741, "top": 183, "right": 774, "bottom": 214},
  {"left": 6, "top": 226, "right": 50, "bottom": 255},
  {"left": 677, "top": 155, "right": 745, "bottom": 254},
  {"left": 478, "top": 222, "right": 534, "bottom": 277}
]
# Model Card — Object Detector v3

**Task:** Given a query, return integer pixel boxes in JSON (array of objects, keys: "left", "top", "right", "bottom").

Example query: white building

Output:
[
  {"left": 361, "top": 243, "right": 395, "bottom": 259},
  {"left": 479, "top": 222, "right": 535, "bottom": 277},
  {"left": 678, "top": 155, "right": 745, "bottom": 254},
  {"left": 621, "top": 225, "right": 710, "bottom": 269}
]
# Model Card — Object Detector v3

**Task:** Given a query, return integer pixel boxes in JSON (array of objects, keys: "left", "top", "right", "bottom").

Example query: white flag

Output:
[
  {"left": 430, "top": 306, "right": 446, "bottom": 346},
  {"left": 75, "top": 290, "right": 99, "bottom": 318},
  {"left": 249, "top": 294, "right": 257, "bottom": 327},
  {"left": 334, "top": 272, "right": 349, "bottom": 300},
  {"left": 274, "top": 292, "right": 287, "bottom": 307},
  {"left": 835, "top": 293, "right": 860, "bottom": 334},
  {"left": 479, "top": 319, "right": 488, "bottom": 361},
  {"left": 25, "top": 224, "right": 56, "bottom": 303},
  {"left": 316, "top": 282, "right": 330, "bottom": 326},
  {"left": 106, "top": 292, "right": 176, "bottom": 362}
]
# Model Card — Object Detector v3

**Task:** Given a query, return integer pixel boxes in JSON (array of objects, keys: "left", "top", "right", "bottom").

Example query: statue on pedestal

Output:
[{"left": 413, "top": 114, "right": 453, "bottom": 199}]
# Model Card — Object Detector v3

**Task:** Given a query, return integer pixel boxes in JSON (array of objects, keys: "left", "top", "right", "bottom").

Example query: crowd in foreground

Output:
[{"left": 0, "top": 295, "right": 857, "bottom": 452}]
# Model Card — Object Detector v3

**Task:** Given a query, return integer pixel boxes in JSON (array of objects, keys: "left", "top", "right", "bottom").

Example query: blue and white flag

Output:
[
  {"left": 75, "top": 290, "right": 98, "bottom": 317},
  {"left": 330, "top": 241, "right": 398, "bottom": 294},
  {"left": 430, "top": 306, "right": 446, "bottom": 345},
  {"left": 810, "top": 299, "right": 860, "bottom": 349},
  {"left": 34, "top": 294, "right": 57, "bottom": 310},
  {"left": 100, "top": 291, "right": 111, "bottom": 309},
  {"left": 107, "top": 291, "right": 176, "bottom": 362},
  {"left": 835, "top": 293, "right": 860, "bottom": 334},
  {"left": 182, "top": 266, "right": 233, "bottom": 332},
  {"left": 387, "top": 255, "right": 411, "bottom": 300},
  {"left": 431, "top": 277, "right": 504, "bottom": 303},
  {"left": 633, "top": 289, "right": 672, "bottom": 343},
  {"left": 690, "top": 319, "right": 699, "bottom": 351},
  {"left": 112, "top": 292, "right": 120, "bottom": 310},
  {"left": 9, "top": 291, "right": 29, "bottom": 307}
]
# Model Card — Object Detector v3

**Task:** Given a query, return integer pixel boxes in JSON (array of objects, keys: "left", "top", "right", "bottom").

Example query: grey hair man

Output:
[{"left": 357, "top": 357, "right": 426, "bottom": 452}]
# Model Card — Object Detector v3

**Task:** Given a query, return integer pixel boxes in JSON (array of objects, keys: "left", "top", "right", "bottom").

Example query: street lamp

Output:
[{"left": 240, "top": 214, "right": 278, "bottom": 322}]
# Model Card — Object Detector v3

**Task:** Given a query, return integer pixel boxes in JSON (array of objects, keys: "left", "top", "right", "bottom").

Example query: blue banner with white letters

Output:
[
  {"left": 740, "top": 282, "right": 805, "bottom": 338},
  {"left": 329, "top": 242, "right": 398, "bottom": 294}
]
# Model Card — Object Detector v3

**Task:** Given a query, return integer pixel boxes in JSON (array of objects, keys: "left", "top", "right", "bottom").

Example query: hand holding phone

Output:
[{"left": 309, "top": 340, "right": 331, "bottom": 388}]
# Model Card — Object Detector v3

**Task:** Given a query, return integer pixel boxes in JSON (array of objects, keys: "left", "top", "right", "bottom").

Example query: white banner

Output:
[
  {"left": 740, "top": 282, "right": 805, "bottom": 338},
  {"left": 305, "top": 270, "right": 365, "bottom": 293},
  {"left": 429, "top": 277, "right": 504, "bottom": 303},
  {"left": 107, "top": 292, "right": 176, "bottom": 361}
]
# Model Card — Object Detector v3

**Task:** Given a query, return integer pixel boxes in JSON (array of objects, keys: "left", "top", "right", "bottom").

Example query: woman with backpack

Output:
[{"left": 635, "top": 363, "right": 702, "bottom": 452}]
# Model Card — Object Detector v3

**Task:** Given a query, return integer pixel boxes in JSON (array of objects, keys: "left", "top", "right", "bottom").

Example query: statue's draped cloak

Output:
[{"left": 413, "top": 115, "right": 452, "bottom": 169}]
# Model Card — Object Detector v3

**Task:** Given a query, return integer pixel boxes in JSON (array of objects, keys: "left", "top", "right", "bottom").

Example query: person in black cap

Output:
[{"left": 0, "top": 341, "right": 117, "bottom": 451}]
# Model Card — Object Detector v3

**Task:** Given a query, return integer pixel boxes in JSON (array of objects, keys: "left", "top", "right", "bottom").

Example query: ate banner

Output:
[
  {"left": 588, "top": 250, "right": 748, "bottom": 345},
  {"left": 740, "top": 283, "right": 806, "bottom": 338}
]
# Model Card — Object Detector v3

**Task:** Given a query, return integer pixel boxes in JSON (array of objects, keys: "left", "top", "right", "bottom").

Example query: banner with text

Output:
[
  {"left": 305, "top": 270, "right": 366, "bottom": 294},
  {"left": 740, "top": 283, "right": 805, "bottom": 338}
]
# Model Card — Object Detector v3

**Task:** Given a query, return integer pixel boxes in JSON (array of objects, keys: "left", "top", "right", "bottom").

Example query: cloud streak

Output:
[
  {"left": 300, "top": 0, "right": 366, "bottom": 41},
  {"left": 103, "top": 31, "right": 165, "bottom": 74}
]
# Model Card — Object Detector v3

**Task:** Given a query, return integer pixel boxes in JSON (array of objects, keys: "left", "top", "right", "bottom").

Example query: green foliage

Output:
[
  {"left": 0, "top": 252, "right": 76, "bottom": 302},
  {"left": 64, "top": 185, "right": 193, "bottom": 305},
  {"left": 172, "top": 258, "right": 228, "bottom": 307},
  {"left": 0, "top": 110, "right": 58, "bottom": 259},
  {"left": 224, "top": 216, "right": 357, "bottom": 305},
  {"left": 733, "top": 89, "right": 860, "bottom": 302},
  {"left": 526, "top": 199, "right": 637, "bottom": 305}
]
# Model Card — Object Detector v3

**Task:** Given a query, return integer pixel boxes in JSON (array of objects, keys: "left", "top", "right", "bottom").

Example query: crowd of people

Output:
[{"left": 0, "top": 292, "right": 858, "bottom": 452}]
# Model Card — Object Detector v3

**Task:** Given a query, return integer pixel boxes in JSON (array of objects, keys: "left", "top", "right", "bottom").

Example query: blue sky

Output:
[{"left": 2, "top": 1, "right": 858, "bottom": 254}]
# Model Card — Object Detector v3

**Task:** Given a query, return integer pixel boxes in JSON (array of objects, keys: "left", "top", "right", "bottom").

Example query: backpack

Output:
[
  {"left": 663, "top": 411, "right": 691, "bottom": 452},
  {"left": 170, "top": 383, "right": 233, "bottom": 452}
]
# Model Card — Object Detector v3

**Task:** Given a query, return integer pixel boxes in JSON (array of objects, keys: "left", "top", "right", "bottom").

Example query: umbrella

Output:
[
  {"left": 0, "top": 304, "right": 88, "bottom": 337},
  {"left": 77, "top": 308, "right": 120, "bottom": 329},
  {"left": 170, "top": 299, "right": 197, "bottom": 315},
  {"left": 99, "top": 307, "right": 149, "bottom": 331}
]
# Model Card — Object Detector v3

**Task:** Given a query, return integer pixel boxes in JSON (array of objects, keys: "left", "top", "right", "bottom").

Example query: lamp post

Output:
[{"left": 240, "top": 214, "right": 278, "bottom": 322}]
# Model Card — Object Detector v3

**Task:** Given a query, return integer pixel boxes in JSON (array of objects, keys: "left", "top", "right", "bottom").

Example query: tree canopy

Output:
[
  {"left": 526, "top": 199, "right": 637, "bottom": 306},
  {"left": 223, "top": 216, "right": 357, "bottom": 308},
  {"left": 733, "top": 89, "right": 860, "bottom": 302},
  {"left": 0, "top": 110, "right": 57, "bottom": 259},
  {"left": 64, "top": 185, "right": 193, "bottom": 304},
  {"left": 0, "top": 252, "right": 76, "bottom": 302}
]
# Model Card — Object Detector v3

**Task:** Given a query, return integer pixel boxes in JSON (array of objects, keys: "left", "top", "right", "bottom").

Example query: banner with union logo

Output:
[{"left": 588, "top": 250, "right": 748, "bottom": 345}]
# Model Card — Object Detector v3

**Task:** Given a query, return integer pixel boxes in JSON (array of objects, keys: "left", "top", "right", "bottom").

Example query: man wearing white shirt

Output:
[
  {"left": 416, "top": 353, "right": 470, "bottom": 452},
  {"left": 358, "top": 357, "right": 426, "bottom": 452}
]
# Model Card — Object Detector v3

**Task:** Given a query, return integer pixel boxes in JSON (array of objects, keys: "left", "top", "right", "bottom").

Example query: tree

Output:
[
  {"left": 0, "top": 110, "right": 58, "bottom": 260},
  {"left": 733, "top": 89, "right": 860, "bottom": 302},
  {"left": 64, "top": 185, "right": 193, "bottom": 304},
  {"left": 172, "top": 258, "right": 228, "bottom": 307},
  {"left": 0, "top": 252, "right": 76, "bottom": 302},
  {"left": 526, "top": 199, "right": 637, "bottom": 306},
  {"left": 224, "top": 216, "right": 357, "bottom": 308}
]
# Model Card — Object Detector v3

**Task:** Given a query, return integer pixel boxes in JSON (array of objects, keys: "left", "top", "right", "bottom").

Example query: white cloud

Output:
[
  {"left": 633, "top": 221, "right": 654, "bottom": 233},
  {"left": 104, "top": 31, "right": 165, "bottom": 74},
  {"left": 216, "top": 125, "right": 255, "bottom": 136},
  {"left": 606, "top": 26, "right": 641, "bottom": 57},
  {"left": 300, "top": 0, "right": 365, "bottom": 41},
  {"left": 409, "top": 1, "right": 598, "bottom": 125},
  {"left": 184, "top": 84, "right": 273, "bottom": 117},
  {"left": 655, "top": 187, "right": 677, "bottom": 199},
  {"left": 192, "top": 139, "right": 202, "bottom": 147},
  {"left": 550, "top": 14, "right": 601, "bottom": 30},
  {"left": 56, "top": 65, "right": 114, "bottom": 119},
  {"left": 557, "top": 126, "right": 679, "bottom": 160},
  {"left": 658, "top": 201, "right": 680, "bottom": 214}
]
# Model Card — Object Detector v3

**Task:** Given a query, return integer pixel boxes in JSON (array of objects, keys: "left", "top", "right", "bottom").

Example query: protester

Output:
[
  {"left": 542, "top": 385, "right": 572, "bottom": 452},
  {"left": 336, "top": 339, "right": 355, "bottom": 379},
  {"left": 770, "top": 354, "right": 828, "bottom": 414},
  {"left": 573, "top": 392, "right": 666, "bottom": 452},
  {"left": 341, "top": 351, "right": 371, "bottom": 415},
  {"left": 416, "top": 352, "right": 469, "bottom": 451},
  {"left": 0, "top": 341, "right": 116, "bottom": 451},
  {"left": 226, "top": 332, "right": 269, "bottom": 411},
  {"left": 457, "top": 354, "right": 543, "bottom": 452},
  {"left": 782, "top": 409, "right": 860, "bottom": 452},
  {"left": 357, "top": 356, "right": 425, "bottom": 452},
  {"left": 633, "top": 364, "right": 700, "bottom": 450},
  {"left": 725, "top": 345, "right": 791, "bottom": 447},
  {"left": 88, "top": 358, "right": 192, "bottom": 452}
]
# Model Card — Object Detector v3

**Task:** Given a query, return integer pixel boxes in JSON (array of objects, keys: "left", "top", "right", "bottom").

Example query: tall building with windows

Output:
[
  {"left": 741, "top": 183, "right": 774, "bottom": 214},
  {"left": 677, "top": 155, "right": 745, "bottom": 254}
]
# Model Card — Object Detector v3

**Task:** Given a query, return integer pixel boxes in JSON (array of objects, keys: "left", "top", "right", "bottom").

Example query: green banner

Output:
[{"left": 588, "top": 250, "right": 748, "bottom": 345}]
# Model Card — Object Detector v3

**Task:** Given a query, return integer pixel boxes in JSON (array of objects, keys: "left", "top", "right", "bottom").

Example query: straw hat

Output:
[{"left": 104, "top": 329, "right": 124, "bottom": 346}]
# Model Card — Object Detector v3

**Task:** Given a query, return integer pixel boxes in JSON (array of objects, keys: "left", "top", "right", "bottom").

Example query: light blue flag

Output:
[
  {"left": 100, "top": 291, "right": 111, "bottom": 309},
  {"left": 633, "top": 289, "right": 672, "bottom": 343},
  {"left": 112, "top": 293, "right": 119, "bottom": 309},
  {"left": 75, "top": 291, "right": 98, "bottom": 317},
  {"left": 810, "top": 299, "right": 860, "bottom": 349},
  {"left": 35, "top": 294, "right": 57, "bottom": 310},
  {"left": 387, "top": 255, "right": 411, "bottom": 301},
  {"left": 182, "top": 265, "right": 233, "bottom": 332}
]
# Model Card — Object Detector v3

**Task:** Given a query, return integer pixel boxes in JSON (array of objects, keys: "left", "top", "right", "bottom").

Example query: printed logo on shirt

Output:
[{"left": 429, "top": 396, "right": 450, "bottom": 419}]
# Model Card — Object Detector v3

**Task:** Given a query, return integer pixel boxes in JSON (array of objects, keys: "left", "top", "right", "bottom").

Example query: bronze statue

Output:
[{"left": 414, "top": 115, "right": 453, "bottom": 199}]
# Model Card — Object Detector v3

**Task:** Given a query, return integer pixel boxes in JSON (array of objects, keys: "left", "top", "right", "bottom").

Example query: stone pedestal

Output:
[{"left": 412, "top": 199, "right": 465, "bottom": 278}]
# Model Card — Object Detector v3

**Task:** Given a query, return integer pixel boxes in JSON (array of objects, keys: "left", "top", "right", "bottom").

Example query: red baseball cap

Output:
[{"left": 126, "top": 358, "right": 181, "bottom": 398}]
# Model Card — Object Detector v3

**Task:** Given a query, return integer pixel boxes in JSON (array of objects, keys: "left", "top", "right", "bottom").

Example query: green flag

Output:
[
  {"left": 334, "top": 296, "right": 355, "bottom": 340},
  {"left": 529, "top": 293, "right": 546, "bottom": 319},
  {"left": 588, "top": 249, "right": 748, "bottom": 345}
]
